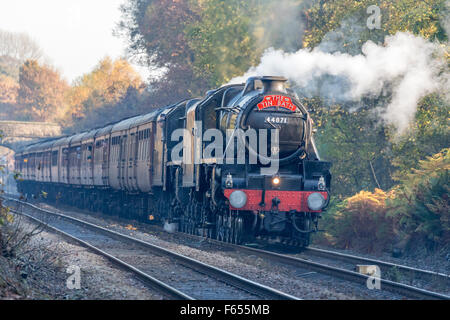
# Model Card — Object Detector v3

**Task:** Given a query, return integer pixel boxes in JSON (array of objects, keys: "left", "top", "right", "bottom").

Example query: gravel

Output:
[{"left": 2, "top": 216, "right": 163, "bottom": 300}]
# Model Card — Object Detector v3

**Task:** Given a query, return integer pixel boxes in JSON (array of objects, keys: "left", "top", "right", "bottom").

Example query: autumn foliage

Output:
[
  {"left": 322, "top": 189, "right": 396, "bottom": 252},
  {"left": 0, "top": 75, "right": 18, "bottom": 119},
  {"left": 0, "top": 75, "right": 18, "bottom": 105},
  {"left": 388, "top": 148, "right": 449, "bottom": 249},
  {"left": 17, "top": 60, "right": 69, "bottom": 122},
  {"left": 0, "top": 54, "right": 144, "bottom": 131},
  {"left": 320, "top": 149, "right": 449, "bottom": 253},
  {"left": 66, "top": 57, "right": 144, "bottom": 131},
  {"left": 68, "top": 58, "right": 142, "bottom": 114}
]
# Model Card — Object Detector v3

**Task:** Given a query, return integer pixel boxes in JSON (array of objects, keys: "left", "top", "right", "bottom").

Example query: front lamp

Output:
[
  {"left": 307, "top": 192, "right": 325, "bottom": 211},
  {"left": 229, "top": 190, "right": 247, "bottom": 209},
  {"left": 272, "top": 176, "right": 281, "bottom": 186}
]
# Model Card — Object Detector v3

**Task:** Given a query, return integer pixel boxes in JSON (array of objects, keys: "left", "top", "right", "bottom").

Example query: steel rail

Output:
[
  {"left": 129, "top": 212, "right": 450, "bottom": 300},
  {"left": 7, "top": 196, "right": 448, "bottom": 299},
  {"left": 227, "top": 243, "right": 450, "bottom": 300},
  {"left": 8, "top": 207, "right": 194, "bottom": 300},
  {"left": 148, "top": 215, "right": 450, "bottom": 298},
  {"left": 303, "top": 246, "right": 450, "bottom": 280},
  {"left": 4, "top": 197, "right": 299, "bottom": 300}
]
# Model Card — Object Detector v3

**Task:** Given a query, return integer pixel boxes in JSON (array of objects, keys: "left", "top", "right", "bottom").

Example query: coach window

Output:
[
  {"left": 52, "top": 151, "right": 58, "bottom": 166},
  {"left": 87, "top": 144, "right": 93, "bottom": 161}
]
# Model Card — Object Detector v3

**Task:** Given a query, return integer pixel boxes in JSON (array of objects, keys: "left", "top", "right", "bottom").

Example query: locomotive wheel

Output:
[
  {"left": 233, "top": 216, "right": 244, "bottom": 245},
  {"left": 190, "top": 220, "right": 195, "bottom": 235},
  {"left": 194, "top": 201, "right": 202, "bottom": 236},
  {"left": 223, "top": 215, "right": 229, "bottom": 243},
  {"left": 227, "top": 215, "right": 234, "bottom": 243},
  {"left": 231, "top": 216, "right": 237, "bottom": 244},
  {"left": 185, "top": 202, "right": 192, "bottom": 234},
  {"left": 216, "top": 215, "right": 224, "bottom": 241},
  {"left": 302, "top": 234, "right": 311, "bottom": 247},
  {"left": 207, "top": 224, "right": 214, "bottom": 239},
  {"left": 179, "top": 217, "right": 184, "bottom": 232},
  {"left": 189, "top": 216, "right": 195, "bottom": 234},
  {"left": 186, "top": 218, "right": 191, "bottom": 234},
  {"left": 225, "top": 225, "right": 230, "bottom": 243}
]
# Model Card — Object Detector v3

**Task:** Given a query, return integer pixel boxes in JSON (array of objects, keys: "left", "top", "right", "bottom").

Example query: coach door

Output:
[
  {"left": 125, "top": 131, "right": 137, "bottom": 191},
  {"left": 131, "top": 130, "right": 139, "bottom": 191},
  {"left": 153, "top": 116, "right": 165, "bottom": 186},
  {"left": 119, "top": 134, "right": 127, "bottom": 189},
  {"left": 87, "top": 143, "right": 94, "bottom": 185},
  {"left": 102, "top": 137, "right": 110, "bottom": 186}
]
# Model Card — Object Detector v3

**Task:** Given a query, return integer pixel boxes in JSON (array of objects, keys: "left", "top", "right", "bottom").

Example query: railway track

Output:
[
  {"left": 4, "top": 196, "right": 449, "bottom": 300},
  {"left": 178, "top": 232, "right": 450, "bottom": 300},
  {"left": 3, "top": 197, "right": 299, "bottom": 300},
  {"left": 302, "top": 246, "right": 450, "bottom": 288},
  {"left": 226, "top": 243, "right": 449, "bottom": 300}
]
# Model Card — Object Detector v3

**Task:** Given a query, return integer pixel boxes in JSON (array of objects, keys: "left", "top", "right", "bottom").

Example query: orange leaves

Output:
[
  {"left": 343, "top": 189, "right": 394, "bottom": 214},
  {"left": 67, "top": 57, "right": 143, "bottom": 120},
  {"left": 125, "top": 225, "right": 137, "bottom": 231},
  {"left": 328, "top": 188, "right": 397, "bottom": 252},
  {"left": 17, "top": 60, "right": 69, "bottom": 122},
  {"left": 0, "top": 75, "right": 19, "bottom": 105},
  {"left": 322, "top": 149, "right": 449, "bottom": 252}
]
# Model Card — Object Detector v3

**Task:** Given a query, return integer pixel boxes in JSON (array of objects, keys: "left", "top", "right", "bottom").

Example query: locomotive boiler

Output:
[{"left": 15, "top": 76, "right": 331, "bottom": 247}]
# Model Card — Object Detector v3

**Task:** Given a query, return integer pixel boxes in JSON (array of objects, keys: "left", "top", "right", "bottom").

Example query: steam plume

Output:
[{"left": 231, "top": 32, "right": 448, "bottom": 132}]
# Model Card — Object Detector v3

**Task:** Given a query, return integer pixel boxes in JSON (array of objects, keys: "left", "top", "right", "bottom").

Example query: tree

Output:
[
  {"left": 299, "top": 0, "right": 449, "bottom": 199},
  {"left": 118, "top": 0, "right": 197, "bottom": 69},
  {"left": 303, "top": 0, "right": 447, "bottom": 50},
  {"left": 184, "top": 0, "right": 263, "bottom": 86},
  {"left": 67, "top": 57, "right": 144, "bottom": 131},
  {"left": 388, "top": 148, "right": 449, "bottom": 249},
  {"left": 0, "top": 75, "right": 18, "bottom": 106},
  {"left": 117, "top": 0, "right": 211, "bottom": 99},
  {"left": 0, "top": 56, "right": 22, "bottom": 80},
  {"left": 312, "top": 103, "right": 395, "bottom": 198},
  {"left": 0, "top": 30, "right": 44, "bottom": 80},
  {"left": 0, "top": 75, "right": 19, "bottom": 120},
  {"left": 391, "top": 94, "right": 450, "bottom": 177},
  {"left": 17, "top": 60, "right": 69, "bottom": 122},
  {"left": 118, "top": 0, "right": 313, "bottom": 90}
]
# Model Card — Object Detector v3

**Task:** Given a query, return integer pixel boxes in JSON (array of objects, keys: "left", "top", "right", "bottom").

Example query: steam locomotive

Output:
[{"left": 15, "top": 76, "right": 331, "bottom": 246}]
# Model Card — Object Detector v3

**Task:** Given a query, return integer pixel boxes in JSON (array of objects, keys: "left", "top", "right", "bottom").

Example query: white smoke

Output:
[{"left": 231, "top": 32, "right": 448, "bottom": 132}]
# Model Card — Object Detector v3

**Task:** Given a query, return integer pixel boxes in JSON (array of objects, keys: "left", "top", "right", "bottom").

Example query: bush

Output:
[
  {"left": 317, "top": 148, "right": 449, "bottom": 254},
  {"left": 388, "top": 148, "right": 449, "bottom": 250},
  {"left": 321, "top": 189, "right": 396, "bottom": 253},
  {"left": 0, "top": 201, "right": 53, "bottom": 298}
]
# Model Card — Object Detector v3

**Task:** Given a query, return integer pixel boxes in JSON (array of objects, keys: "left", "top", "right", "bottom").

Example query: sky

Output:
[{"left": 0, "top": 0, "right": 148, "bottom": 83}]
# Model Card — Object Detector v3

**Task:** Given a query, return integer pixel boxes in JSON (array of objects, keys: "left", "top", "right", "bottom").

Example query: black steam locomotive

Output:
[{"left": 15, "top": 76, "right": 331, "bottom": 246}]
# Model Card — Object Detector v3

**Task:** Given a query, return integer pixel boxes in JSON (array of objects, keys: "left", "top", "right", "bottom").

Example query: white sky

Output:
[{"left": 0, "top": 0, "right": 148, "bottom": 83}]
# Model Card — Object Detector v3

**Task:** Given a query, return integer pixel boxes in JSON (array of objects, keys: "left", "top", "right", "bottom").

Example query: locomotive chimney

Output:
[
  {"left": 242, "top": 76, "right": 288, "bottom": 95},
  {"left": 261, "top": 76, "right": 288, "bottom": 93}
]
